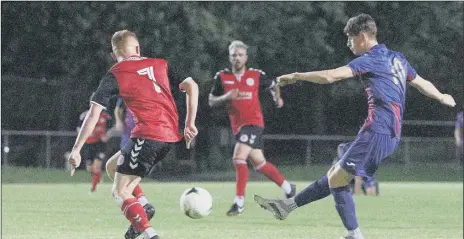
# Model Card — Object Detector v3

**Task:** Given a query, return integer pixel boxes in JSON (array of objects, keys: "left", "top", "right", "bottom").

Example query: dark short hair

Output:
[{"left": 344, "top": 14, "right": 377, "bottom": 37}]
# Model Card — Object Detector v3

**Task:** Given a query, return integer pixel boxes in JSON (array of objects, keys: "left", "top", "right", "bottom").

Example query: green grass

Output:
[
  {"left": 2, "top": 164, "right": 463, "bottom": 184},
  {"left": 2, "top": 181, "right": 463, "bottom": 239}
]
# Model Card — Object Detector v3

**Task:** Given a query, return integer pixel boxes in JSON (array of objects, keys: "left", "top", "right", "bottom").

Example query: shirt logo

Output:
[
  {"left": 249, "top": 134, "right": 257, "bottom": 144},
  {"left": 246, "top": 78, "right": 255, "bottom": 86},
  {"left": 346, "top": 162, "right": 356, "bottom": 167},
  {"left": 236, "top": 91, "right": 252, "bottom": 100},
  {"left": 224, "top": 80, "right": 235, "bottom": 85},
  {"left": 240, "top": 134, "right": 249, "bottom": 143}
]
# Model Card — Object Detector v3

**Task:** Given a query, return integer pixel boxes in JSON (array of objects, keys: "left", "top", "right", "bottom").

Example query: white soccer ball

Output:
[{"left": 180, "top": 187, "right": 213, "bottom": 219}]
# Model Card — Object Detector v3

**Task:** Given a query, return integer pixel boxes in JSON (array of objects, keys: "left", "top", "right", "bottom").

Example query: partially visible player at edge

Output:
[
  {"left": 68, "top": 30, "right": 199, "bottom": 239},
  {"left": 253, "top": 14, "right": 456, "bottom": 239},
  {"left": 209, "top": 40, "right": 296, "bottom": 216},
  {"left": 77, "top": 97, "right": 110, "bottom": 193}
]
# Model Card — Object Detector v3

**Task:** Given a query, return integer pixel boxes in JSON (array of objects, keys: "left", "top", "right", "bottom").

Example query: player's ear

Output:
[
  {"left": 136, "top": 46, "right": 140, "bottom": 55},
  {"left": 110, "top": 53, "right": 117, "bottom": 61}
]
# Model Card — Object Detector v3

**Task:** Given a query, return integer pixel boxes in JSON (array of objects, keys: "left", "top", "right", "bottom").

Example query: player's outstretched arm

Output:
[
  {"left": 408, "top": 75, "right": 456, "bottom": 107},
  {"left": 69, "top": 103, "right": 104, "bottom": 175},
  {"left": 208, "top": 90, "right": 238, "bottom": 107},
  {"left": 277, "top": 66, "right": 354, "bottom": 86},
  {"left": 179, "top": 77, "right": 199, "bottom": 148}
]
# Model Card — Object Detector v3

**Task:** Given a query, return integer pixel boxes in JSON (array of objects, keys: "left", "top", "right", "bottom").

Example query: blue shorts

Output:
[{"left": 336, "top": 130, "right": 399, "bottom": 179}]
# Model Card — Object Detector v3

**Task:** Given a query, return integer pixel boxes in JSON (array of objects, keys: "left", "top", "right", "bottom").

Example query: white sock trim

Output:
[
  {"left": 138, "top": 196, "right": 149, "bottom": 207},
  {"left": 280, "top": 180, "right": 292, "bottom": 194},
  {"left": 142, "top": 227, "right": 157, "bottom": 239},
  {"left": 234, "top": 195, "right": 245, "bottom": 208},
  {"left": 233, "top": 159, "right": 247, "bottom": 165},
  {"left": 348, "top": 227, "right": 362, "bottom": 236},
  {"left": 254, "top": 161, "right": 266, "bottom": 170}
]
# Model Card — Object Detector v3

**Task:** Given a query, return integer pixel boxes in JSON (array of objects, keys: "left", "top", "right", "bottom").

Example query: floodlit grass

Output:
[{"left": 2, "top": 181, "right": 463, "bottom": 239}]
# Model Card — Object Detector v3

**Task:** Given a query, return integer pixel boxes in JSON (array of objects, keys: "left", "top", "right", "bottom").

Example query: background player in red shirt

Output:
[
  {"left": 77, "top": 95, "right": 110, "bottom": 193},
  {"left": 68, "top": 30, "right": 198, "bottom": 239},
  {"left": 209, "top": 40, "right": 296, "bottom": 216}
]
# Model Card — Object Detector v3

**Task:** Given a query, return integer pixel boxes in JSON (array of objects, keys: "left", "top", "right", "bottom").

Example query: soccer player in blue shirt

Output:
[{"left": 253, "top": 14, "right": 456, "bottom": 239}]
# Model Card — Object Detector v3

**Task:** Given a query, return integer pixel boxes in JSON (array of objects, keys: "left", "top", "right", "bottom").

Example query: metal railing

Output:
[
  {"left": 1, "top": 125, "right": 458, "bottom": 169},
  {"left": 263, "top": 134, "right": 455, "bottom": 166}
]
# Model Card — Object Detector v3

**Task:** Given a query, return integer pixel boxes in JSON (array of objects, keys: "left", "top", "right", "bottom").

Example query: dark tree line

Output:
[{"left": 2, "top": 2, "right": 463, "bottom": 135}]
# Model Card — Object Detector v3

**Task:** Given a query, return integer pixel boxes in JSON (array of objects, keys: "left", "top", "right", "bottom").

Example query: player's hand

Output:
[
  {"left": 439, "top": 94, "right": 456, "bottom": 107},
  {"left": 184, "top": 124, "right": 198, "bottom": 149},
  {"left": 68, "top": 149, "right": 82, "bottom": 176},
  {"left": 277, "top": 74, "right": 297, "bottom": 86},
  {"left": 227, "top": 89, "right": 239, "bottom": 100},
  {"left": 275, "top": 97, "right": 284, "bottom": 108}
]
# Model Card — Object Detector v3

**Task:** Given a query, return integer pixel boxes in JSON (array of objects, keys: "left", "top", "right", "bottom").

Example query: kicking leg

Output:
[
  {"left": 249, "top": 149, "right": 296, "bottom": 198},
  {"left": 106, "top": 153, "right": 156, "bottom": 239},
  {"left": 253, "top": 174, "right": 331, "bottom": 220},
  {"left": 112, "top": 171, "right": 158, "bottom": 239},
  {"left": 227, "top": 142, "right": 252, "bottom": 216}
]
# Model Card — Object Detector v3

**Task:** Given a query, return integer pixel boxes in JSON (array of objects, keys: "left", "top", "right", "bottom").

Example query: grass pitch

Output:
[{"left": 2, "top": 180, "right": 462, "bottom": 239}]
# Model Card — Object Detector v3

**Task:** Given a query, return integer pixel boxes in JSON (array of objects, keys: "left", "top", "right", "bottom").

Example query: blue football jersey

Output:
[{"left": 348, "top": 44, "right": 417, "bottom": 137}]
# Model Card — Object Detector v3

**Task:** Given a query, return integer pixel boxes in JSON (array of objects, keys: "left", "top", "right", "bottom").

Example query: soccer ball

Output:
[{"left": 180, "top": 187, "right": 213, "bottom": 219}]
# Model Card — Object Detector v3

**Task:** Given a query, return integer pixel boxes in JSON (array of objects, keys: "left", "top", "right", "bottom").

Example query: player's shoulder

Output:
[
  {"left": 248, "top": 68, "right": 266, "bottom": 75},
  {"left": 213, "top": 68, "right": 232, "bottom": 79}
]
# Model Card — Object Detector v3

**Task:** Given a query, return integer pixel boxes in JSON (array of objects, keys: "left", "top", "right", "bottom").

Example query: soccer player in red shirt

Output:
[
  {"left": 77, "top": 97, "right": 110, "bottom": 193},
  {"left": 209, "top": 40, "right": 296, "bottom": 216},
  {"left": 68, "top": 30, "right": 198, "bottom": 239}
]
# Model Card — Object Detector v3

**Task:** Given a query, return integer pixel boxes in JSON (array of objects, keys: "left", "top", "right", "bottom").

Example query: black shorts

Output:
[
  {"left": 82, "top": 141, "right": 106, "bottom": 166},
  {"left": 117, "top": 138, "right": 173, "bottom": 178},
  {"left": 235, "top": 125, "right": 264, "bottom": 149}
]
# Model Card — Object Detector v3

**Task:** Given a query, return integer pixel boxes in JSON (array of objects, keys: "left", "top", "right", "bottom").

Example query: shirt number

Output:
[{"left": 137, "top": 66, "right": 161, "bottom": 93}]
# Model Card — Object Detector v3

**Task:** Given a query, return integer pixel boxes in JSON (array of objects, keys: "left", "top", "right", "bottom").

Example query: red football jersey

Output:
[
  {"left": 210, "top": 68, "right": 275, "bottom": 134},
  {"left": 79, "top": 111, "right": 110, "bottom": 144},
  {"left": 92, "top": 56, "right": 183, "bottom": 142}
]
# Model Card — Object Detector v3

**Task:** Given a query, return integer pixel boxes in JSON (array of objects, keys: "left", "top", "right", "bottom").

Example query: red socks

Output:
[
  {"left": 91, "top": 171, "right": 102, "bottom": 192},
  {"left": 132, "top": 184, "right": 145, "bottom": 198},
  {"left": 234, "top": 159, "right": 249, "bottom": 197},
  {"left": 256, "top": 161, "right": 285, "bottom": 186},
  {"left": 121, "top": 198, "right": 150, "bottom": 232}
]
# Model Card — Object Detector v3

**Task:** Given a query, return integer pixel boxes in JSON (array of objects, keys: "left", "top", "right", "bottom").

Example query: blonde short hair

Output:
[
  {"left": 111, "top": 30, "right": 137, "bottom": 52},
  {"left": 228, "top": 40, "right": 248, "bottom": 53}
]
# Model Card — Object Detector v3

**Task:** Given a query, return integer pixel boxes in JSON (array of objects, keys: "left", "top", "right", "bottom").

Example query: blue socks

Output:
[
  {"left": 294, "top": 175, "right": 331, "bottom": 207},
  {"left": 292, "top": 175, "right": 359, "bottom": 232},
  {"left": 331, "top": 186, "right": 359, "bottom": 230}
]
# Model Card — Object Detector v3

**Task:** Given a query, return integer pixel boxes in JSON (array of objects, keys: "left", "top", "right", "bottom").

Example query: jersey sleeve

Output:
[
  {"left": 348, "top": 56, "right": 372, "bottom": 76},
  {"left": 91, "top": 72, "right": 119, "bottom": 110},
  {"left": 210, "top": 72, "right": 224, "bottom": 96},
  {"left": 405, "top": 61, "right": 417, "bottom": 81},
  {"left": 258, "top": 70, "right": 276, "bottom": 91}
]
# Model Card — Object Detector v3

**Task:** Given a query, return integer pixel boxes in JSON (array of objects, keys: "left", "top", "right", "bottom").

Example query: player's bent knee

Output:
[{"left": 327, "top": 164, "right": 354, "bottom": 188}]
